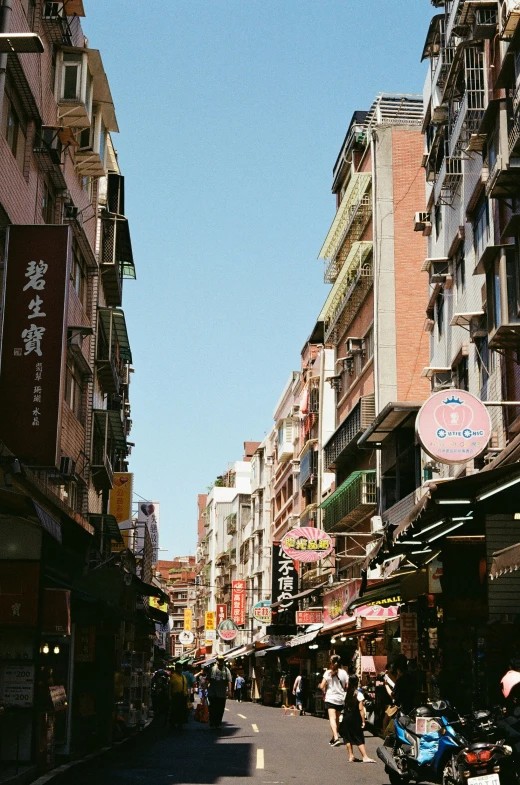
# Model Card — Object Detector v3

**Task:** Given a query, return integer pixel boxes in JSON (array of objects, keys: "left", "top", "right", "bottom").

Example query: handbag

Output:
[
  {"left": 385, "top": 704, "right": 398, "bottom": 718},
  {"left": 194, "top": 703, "right": 209, "bottom": 723}
]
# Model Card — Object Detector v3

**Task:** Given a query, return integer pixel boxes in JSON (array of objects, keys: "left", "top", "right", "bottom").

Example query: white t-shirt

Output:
[{"left": 323, "top": 668, "right": 349, "bottom": 705}]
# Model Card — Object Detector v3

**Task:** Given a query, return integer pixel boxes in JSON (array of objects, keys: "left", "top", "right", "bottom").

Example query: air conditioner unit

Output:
[
  {"left": 121, "top": 365, "right": 131, "bottom": 386},
  {"left": 370, "top": 515, "right": 384, "bottom": 533},
  {"left": 346, "top": 337, "right": 364, "bottom": 356},
  {"left": 432, "top": 104, "right": 449, "bottom": 124},
  {"left": 430, "top": 259, "right": 452, "bottom": 284},
  {"left": 68, "top": 330, "right": 83, "bottom": 348},
  {"left": 431, "top": 371, "right": 455, "bottom": 391},
  {"left": 500, "top": 0, "right": 520, "bottom": 37},
  {"left": 414, "top": 212, "right": 431, "bottom": 232},
  {"left": 64, "top": 204, "right": 80, "bottom": 221},
  {"left": 60, "top": 456, "right": 76, "bottom": 478},
  {"left": 469, "top": 314, "right": 488, "bottom": 340},
  {"left": 290, "top": 404, "right": 300, "bottom": 417},
  {"left": 43, "top": 1, "right": 64, "bottom": 19}
]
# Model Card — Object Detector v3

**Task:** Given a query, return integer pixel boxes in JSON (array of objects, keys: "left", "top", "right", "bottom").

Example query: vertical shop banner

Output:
[
  {"left": 184, "top": 608, "right": 192, "bottom": 630},
  {"left": 216, "top": 603, "right": 227, "bottom": 625},
  {"left": 109, "top": 473, "right": 133, "bottom": 529},
  {"left": 400, "top": 612, "right": 418, "bottom": 660},
  {"left": 205, "top": 610, "right": 216, "bottom": 639},
  {"left": 271, "top": 542, "right": 298, "bottom": 626},
  {"left": 0, "top": 225, "right": 71, "bottom": 465},
  {"left": 231, "top": 580, "right": 246, "bottom": 626},
  {"left": 0, "top": 562, "right": 40, "bottom": 627},
  {"left": 137, "top": 501, "right": 160, "bottom": 563}
]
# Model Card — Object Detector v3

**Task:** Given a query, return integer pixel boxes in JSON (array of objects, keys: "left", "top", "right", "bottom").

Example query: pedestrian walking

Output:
[
  {"left": 319, "top": 654, "right": 348, "bottom": 747},
  {"left": 207, "top": 655, "right": 232, "bottom": 728},
  {"left": 279, "top": 673, "right": 290, "bottom": 706},
  {"left": 292, "top": 671, "right": 309, "bottom": 715},
  {"left": 342, "top": 676, "right": 375, "bottom": 763},
  {"left": 169, "top": 662, "right": 188, "bottom": 731},
  {"left": 183, "top": 666, "right": 195, "bottom": 701},
  {"left": 234, "top": 674, "right": 246, "bottom": 702}
]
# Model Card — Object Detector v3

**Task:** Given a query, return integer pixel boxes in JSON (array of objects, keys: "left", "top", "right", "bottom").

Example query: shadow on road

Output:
[{"left": 56, "top": 716, "right": 254, "bottom": 785}]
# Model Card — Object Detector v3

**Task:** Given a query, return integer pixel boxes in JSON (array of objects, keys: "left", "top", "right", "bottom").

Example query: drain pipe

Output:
[{"left": 0, "top": 0, "right": 13, "bottom": 129}]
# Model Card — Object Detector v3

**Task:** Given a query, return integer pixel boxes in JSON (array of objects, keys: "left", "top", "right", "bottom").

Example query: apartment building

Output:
[
  {"left": 317, "top": 93, "right": 430, "bottom": 578},
  {"left": 155, "top": 557, "right": 196, "bottom": 656},
  {"left": 0, "top": 0, "right": 158, "bottom": 769},
  {"left": 271, "top": 372, "right": 301, "bottom": 543}
]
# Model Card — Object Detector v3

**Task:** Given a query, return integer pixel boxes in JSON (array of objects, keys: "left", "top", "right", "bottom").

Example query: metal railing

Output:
[
  {"left": 321, "top": 470, "right": 376, "bottom": 533},
  {"left": 324, "top": 395, "right": 376, "bottom": 470}
]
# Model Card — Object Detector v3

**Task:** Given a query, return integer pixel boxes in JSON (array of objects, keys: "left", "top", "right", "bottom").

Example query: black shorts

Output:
[{"left": 324, "top": 701, "right": 344, "bottom": 712}]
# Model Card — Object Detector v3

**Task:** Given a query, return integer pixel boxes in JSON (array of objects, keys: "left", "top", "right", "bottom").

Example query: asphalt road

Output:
[{"left": 53, "top": 700, "right": 389, "bottom": 785}]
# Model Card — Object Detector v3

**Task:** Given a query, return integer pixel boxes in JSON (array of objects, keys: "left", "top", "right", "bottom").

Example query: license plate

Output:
[{"left": 468, "top": 776, "right": 500, "bottom": 785}]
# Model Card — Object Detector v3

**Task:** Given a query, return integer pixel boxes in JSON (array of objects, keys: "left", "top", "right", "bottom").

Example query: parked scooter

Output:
[{"left": 378, "top": 702, "right": 516, "bottom": 785}]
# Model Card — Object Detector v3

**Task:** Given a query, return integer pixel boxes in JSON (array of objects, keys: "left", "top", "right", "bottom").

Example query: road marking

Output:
[
  {"left": 252, "top": 723, "right": 259, "bottom": 733},
  {"left": 237, "top": 713, "right": 247, "bottom": 719},
  {"left": 224, "top": 708, "right": 230, "bottom": 712},
  {"left": 257, "top": 749, "right": 265, "bottom": 769}
]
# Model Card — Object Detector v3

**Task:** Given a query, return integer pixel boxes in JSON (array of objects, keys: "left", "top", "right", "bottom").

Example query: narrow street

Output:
[{"left": 54, "top": 702, "right": 384, "bottom": 785}]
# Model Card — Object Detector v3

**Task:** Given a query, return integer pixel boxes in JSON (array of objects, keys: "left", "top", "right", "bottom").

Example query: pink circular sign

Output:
[
  {"left": 416, "top": 389, "right": 491, "bottom": 465},
  {"left": 281, "top": 527, "right": 333, "bottom": 563}
]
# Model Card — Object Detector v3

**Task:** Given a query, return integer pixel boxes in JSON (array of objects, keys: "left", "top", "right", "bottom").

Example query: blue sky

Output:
[{"left": 84, "top": 1, "right": 433, "bottom": 558}]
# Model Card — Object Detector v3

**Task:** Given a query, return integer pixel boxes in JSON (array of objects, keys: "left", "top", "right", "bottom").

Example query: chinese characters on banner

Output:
[
  {"left": 216, "top": 603, "right": 227, "bottom": 625},
  {"left": 271, "top": 542, "right": 298, "bottom": 626},
  {"left": 400, "top": 612, "right": 418, "bottom": 660},
  {"left": 0, "top": 226, "right": 71, "bottom": 465},
  {"left": 184, "top": 608, "right": 192, "bottom": 630},
  {"left": 109, "top": 472, "right": 133, "bottom": 528},
  {"left": 295, "top": 610, "right": 323, "bottom": 625},
  {"left": 231, "top": 580, "right": 246, "bottom": 626},
  {"left": 205, "top": 611, "right": 216, "bottom": 641},
  {"left": 137, "top": 501, "right": 160, "bottom": 564}
]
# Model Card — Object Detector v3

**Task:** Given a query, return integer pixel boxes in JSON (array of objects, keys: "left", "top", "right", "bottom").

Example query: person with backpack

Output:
[
  {"left": 319, "top": 654, "right": 348, "bottom": 746},
  {"left": 342, "top": 675, "right": 375, "bottom": 763},
  {"left": 207, "top": 655, "right": 232, "bottom": 729}
]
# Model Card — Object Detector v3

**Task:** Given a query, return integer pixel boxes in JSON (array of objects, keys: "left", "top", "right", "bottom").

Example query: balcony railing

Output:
[
  {"left": 319, "top": 173, "right": 372, "bottom": 283},
  {"left": 322, "top": 241, "right": 373, "bottom": 343},
  {"left": 320, "top": 470, "right": 376, "bottom": 533},
  {"left": 434, "top": 154, "right": 463, "bottom": 206},
  {"left": 324, "top": 395, "right": 376, "bottom": 470}
]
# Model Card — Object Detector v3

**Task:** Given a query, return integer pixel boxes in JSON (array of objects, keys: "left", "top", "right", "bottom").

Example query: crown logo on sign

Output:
[{"left": 443, "top": 395, "right": 463, "bottom": 406}]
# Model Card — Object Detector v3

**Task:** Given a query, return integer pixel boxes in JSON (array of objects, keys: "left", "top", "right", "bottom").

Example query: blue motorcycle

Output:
[{"left": 377, "top": 701, "right": 469, "bottom": 785}]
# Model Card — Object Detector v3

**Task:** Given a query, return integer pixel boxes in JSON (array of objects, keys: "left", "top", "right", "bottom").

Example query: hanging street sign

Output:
[
  {"left": 179, "top": 630, "right": 194, "bottom": 645},
  {"left": 281, "top": 527, "right": 333, "bottom": 562},
  {"left": 416, "top": 389, "right": 491, "bottom": 465},
  {"left": 253, "top": 600, "right": 271, "bottom": 624},
  {"left": 217, "top": 618, "right": 238, "bottom": 642}
]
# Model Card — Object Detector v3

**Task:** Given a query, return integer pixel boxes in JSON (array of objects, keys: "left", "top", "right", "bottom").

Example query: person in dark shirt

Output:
[{"left": 392, "top": 655, "right": 416, "bottom": 715}]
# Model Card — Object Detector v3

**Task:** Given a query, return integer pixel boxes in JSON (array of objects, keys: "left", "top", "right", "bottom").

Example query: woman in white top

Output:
[{"left": 319, "top": 654, "right": 349, "bottom": 746}]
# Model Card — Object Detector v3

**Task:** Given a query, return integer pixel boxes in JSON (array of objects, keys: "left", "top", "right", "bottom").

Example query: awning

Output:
[
  {"left": 288, "top": 627, "right": 322, "bottom": 647},
  {"left": 88, "top": 49, "right": 118, "bottom": 132},
  {"left": 358, "top": 402, "right": 422, "bottom": 448},
  {"left": 421, "top": 14, "right": 443, "bottom": 61},
  {"left": 224, "top": 644, "right": 256, "bottom": 660},
  {"left": 88, "top": 513, "right": 123, "bottom": 543},
  {"left": 491, "top": 543, "right": 520, "bottom": 579},
  {"left": 347, "top": 578, "right": 402, "bottom": 614},
  {"left": 392, "top": 493, "right": 431, "bottom": 542},
  {"left": 255, "top": 645, "right": 286, "bottom": 658},
  {"left": 93, "top": 409, "right": 127, "bottom": 451},
  {"left": 134, "top": 576, "right": 168, "bottom": 604},
  {"left": 97, "top": 308, "right": 132, "bottom": 363},
  {"left": 148, "top": 605, "right": 168, "bottom": 625},
  {"left": 271, "top": 581, "right": 328, "bottom": 609},
  {"left": 0, "top": 487, "right": 62, "bottom": 543}
]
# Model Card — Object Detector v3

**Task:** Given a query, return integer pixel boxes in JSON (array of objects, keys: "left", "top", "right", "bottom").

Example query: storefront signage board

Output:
[
  {"left": 179, "top": 630, "right": 194, "bottom": 645},
  {"left": 218, "top": 619, "right": 238, "bottom": 642},
  {"left": 322, "top": 580, "right": 362, "bottom": 628},
  {"left": 400, "top": 612, "right": 418, "bottom": 659},
  {"left": 1, "top": 663, "right": 35, "bottom": 707},
  {"left": 231, "top": 580, "right": 246, "bottom": 626},
  {"left": 295, "top": 610, "right": 323, "bottom": 625},
  {"left": 216, "top": 604, "right": 227, "bottom": 624},
  {"left": 253, "top": 600, "right": 272, "bottom": 624},
  {"left": 416, "top": 389, "right": 491, "bottom": 465},
  {"left": 281, "top": 527, "right": 333, "bottom": 562},
  {"left": 271, "top": 542, "right": 298, "bottom": 626}
]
